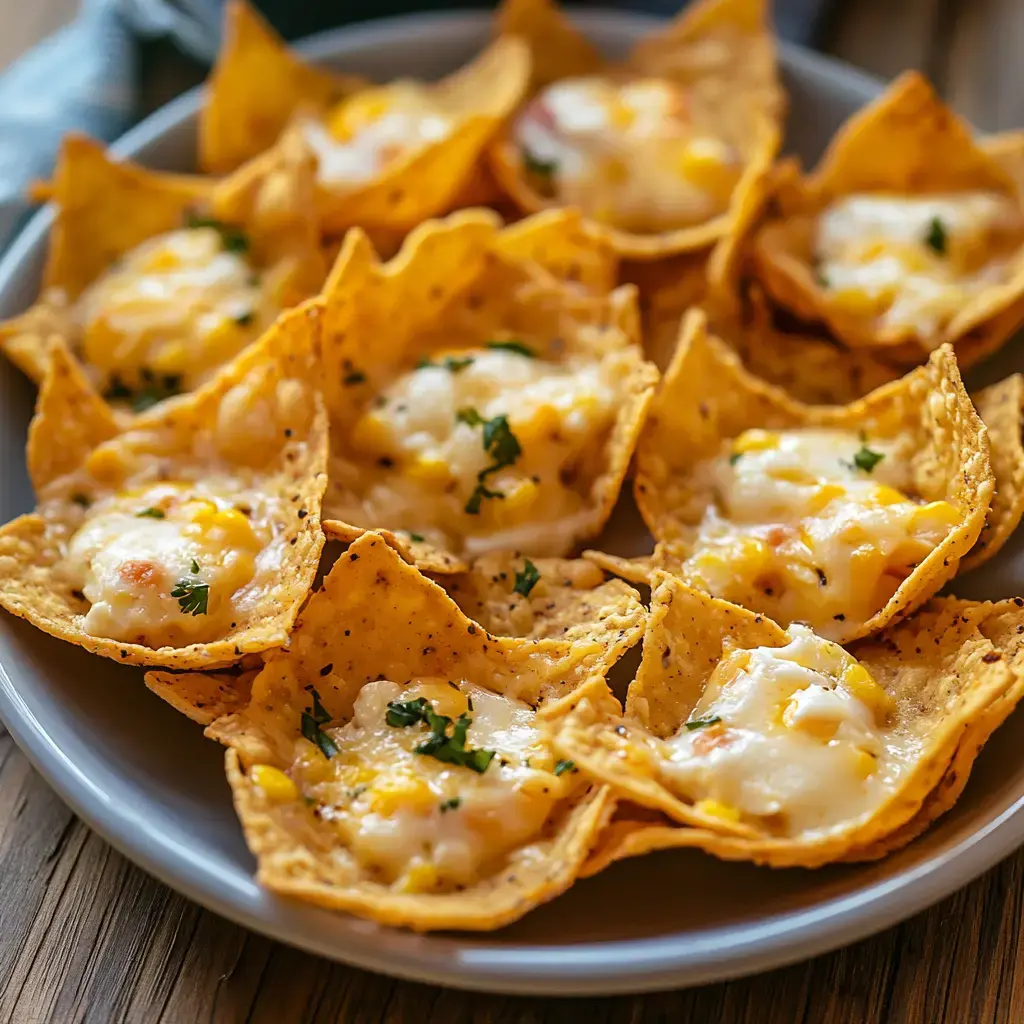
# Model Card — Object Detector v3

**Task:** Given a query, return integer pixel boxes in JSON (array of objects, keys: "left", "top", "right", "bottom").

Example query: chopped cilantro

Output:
[
  {"left": 408, "top": 532, "right": 425, "bottom": 543},
  {"left": 486, "top": 340, "right": 535, "bottom": 358},
  {"left": 107, "top": 369, "right": 182, "bottom": 412},
  {"left": 522, "top": 146, "right": 559, "bottom": 178},
  {"left": 513, "top": 558, "right": 540, "bottom": 598},
  {"left": 464, "top": 480, "right": 504, "bottom": 516},
  {"left": 554, "top": 759, "right": 577, "bottom": 776},
  {"left": 482, "top": 415, "right": 521, "bottom": 467},
  {"left": 684, "top": 714, "right": 722, "bottom": 731},
  {"left": 171, "top": 577, "right": 209, "bottom": 616},
  {"left": 71, "top": 493, "right": 91, "bottom": 508},
  {"left": 386, "top": 697, "right": 495, "bottom": 773},
  {"left": 184, "top": 212, "right": 250, "bottom": 254},
  {"left": 418, "top": 355, "right": 474, "bottom": 373},
  {"left": 190, "top": 558, "right": 200, "bottom": 574},
  {"left": 456, "top": 407, "right": 485, "bottom": 427},
  {"left": 386, "top": 697, "right": 431, "bottom": 728},
  {"left": 135, "top": 507, "right": 166, "bottom": 519},
  {"left": 850, "top": 444, "right": 885, "bottom": 473},
  {"left": 343, "top": 370, "right": 367, "bottom": 386},
  {"left": 729, "top": 452, "right": 743, "bottom": 466},
  {"left": 924, "top": 216, "right": 947, "bottom": 256},
  {"left": 439, "top": 797, "right": 461, "bottom": 812},
  {"left": 301, "top": 687, "right": 338, "bottom": 758},
  {"left": 233, "top": 310, "right": 255, "bottom": 326},
  {"left": 103, "top": 376, "right": 133, "bottom": 401}
]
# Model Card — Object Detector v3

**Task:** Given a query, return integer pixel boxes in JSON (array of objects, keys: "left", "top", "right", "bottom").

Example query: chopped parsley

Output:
[
  {"left": 849, "top": 444, "right": 885, "bottom": 473},
  {"left": 924, "top": 216, "right": 947, "bottom": 256},
  {"left": 171, "top": 573, "right": 209, "bottom": 616},
  {"left": 385, "top": 697, "right": 496, "bottom": 773},
  {"left": 233, "top": 310, "right": 255, "bottom": 326},
  {"left": 439, "top": 797, "right": 461, "bottom": 812},
  {"left": 301, "top": 687, "right": 338, "bottom": 758},
  {"left": 343, "top": 370, "right": 367, "bottom": 386},
  {"left": 486, "top": 340, "right": 535, "bottom": 358},
  {"left": 513, "top": 558, "right": 540, "bottom": 598},
  {"left": 729, "top": 452, "right": 743, "bottom": 466},
  {"left": 418, "top": 355, "right": 474, "bottom": 373},
  {"left": 465, "top": 480, "right": 504, "bottom": 516},
  {"left": 522, "top": 146, "right": 559, "bottom": 178},
  {"left": 135, "top": 507, "right": 166, "bottom": 519},
  {"left": 71, "top": 493, "right": 91, "bottom": 508},
  {"left": 554, "top": 759, "right": 577, "bottom": 776},
  {"left": 684, "top": 714, "right": 722, "bottom": 731},
  {"left": 457, "top": 410, "right": 523, "bottom": 515},
  {"left": 184, "top": 212, "right": 250, "bottom": 254},
  {"left": 408, "top": 532, "right": 425, "bottom": 543},
  {"left": 105, "top": 370, "right": 182, "bottom": 412},
  {"left": 456, "top": 407, "right": 485, "bottom": 428}
]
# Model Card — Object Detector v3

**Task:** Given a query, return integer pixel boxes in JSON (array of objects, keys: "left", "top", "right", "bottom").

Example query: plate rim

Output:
[{"left": 2, "top": 8, "right": 1022, "bottom": 997}]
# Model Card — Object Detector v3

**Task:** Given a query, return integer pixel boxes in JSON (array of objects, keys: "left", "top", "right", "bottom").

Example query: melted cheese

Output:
[
  {"left": 72, "top": 227, "right": 265, "bottom": 395},
  {"left": 281, "top": 679, "right": 574, "bottom": 892},
  {"left": 681, "top": 428, "right": 960, "bottom": 638},
  {"left": 660, "top": 626, "right": 914, "bottom": 839},
  {"left": 61, "top": 482, "right": 264, "bottom": 647},
  {"left": 513, "top": 76, "right": 740, "bottom": 232},
  {"left": 815, "top": 193, "right": 1023, "bottom": 340},
  {"left": 340, "top": 345, "right": 625, "bottom": 555},
  {"left": 304, "top": 83, "right": 453, "bottom": 186}
]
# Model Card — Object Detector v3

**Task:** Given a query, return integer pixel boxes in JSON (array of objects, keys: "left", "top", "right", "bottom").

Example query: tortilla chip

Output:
[
  {"left": 0, "top": 133, "right": 325, "bottom": 413},
  {"left": 552, "top": 575, "right": 1024, "bottom": 869},
  {"left": 750, "top": 73, "right": 1024, "bottom": 356},
  {"left": 628, "top": 309, "right": 992, "bottom": 643},
  {"left": 318, "top": 210, "right": 658, "bottom": 572},
  {"left": 0, "top": 301, "right": 328, "bottom": 668},
  {"left": 984, "top": 130, "right": 1024, "bottom": 195},
  {"left": 961, "top": 375, "right": 1024, "bottom": 572},
  {"left": 198, "top": 0, "right": 366, "bottom": 174},
  {"left": 489, "top": 0, "right": 782, "bottom": 258},
  {"left": 144, "top": 666, "right": 260, "bottom": 725},
  {"left": 434, "top": 553, "right": 645, "bottom": 677},
  {"left": 202, "top": 531, "right": 617, "bottom": 930}
]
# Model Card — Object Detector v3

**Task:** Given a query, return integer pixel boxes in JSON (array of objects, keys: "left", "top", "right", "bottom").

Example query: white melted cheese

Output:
[
  {"left": 660, "top": 626, "right": 914, "bottom": 839},
  {"left": 341, "top": 346, "right": 625, "bottom": 555},
  {"left": 291, "top": 679, "right": 574, "bottom": 891},
  {"left": 72, "top": 227, "right": 264, "bottom": 394},
  {"left": 60, "top": 481, "right": 265, "bottom": 647},
  {"left": 815, "top": 192, "right": 1022, "bottom": 340},
  {"left": 513, "top": 76, "right": 740, "bottom": 232},
  {"left": 681, "top": 427, "right": 960, "bottom": 638},
  {"left": 305, "top": 83, "right": 453, "bottom": 187}
]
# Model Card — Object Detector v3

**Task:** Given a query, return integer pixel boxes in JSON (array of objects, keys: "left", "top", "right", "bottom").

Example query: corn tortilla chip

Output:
[
  {"left": 319, "top": 210, "right": 658, "bottom": 572},
  {"left": 0, "top": 302, "right": 328, "bottom": 668},
  {"left": 489, "top": 0, "right": 782, "bottom": 258},
  {"left": 145, "top": 666, "right": 260, "bottom": 725},
  {"left": 204, "top": 532, "right": 617, "bottom": 930},
  {"left": 750, "top": 73, "right": 1024, "bottom": 358},
  {"left": 629, "top": 309, "right": 993, "bottom": 643},
  {"left": 552, "top": 575, "right": 1024, "bottom": 869}
]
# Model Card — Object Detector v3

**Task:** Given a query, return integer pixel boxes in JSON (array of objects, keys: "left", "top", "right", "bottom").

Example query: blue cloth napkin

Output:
[{"left": 0, "top": 0, "right": 834, "bottom": 250}]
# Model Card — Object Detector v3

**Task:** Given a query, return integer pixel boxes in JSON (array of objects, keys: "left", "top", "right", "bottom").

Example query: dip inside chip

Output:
[
  {"left": 680, "top": 426, "right": 960, "bottom": 639},
  {"left": 513, "top": 75, "right": 741, "bottom": 232}
]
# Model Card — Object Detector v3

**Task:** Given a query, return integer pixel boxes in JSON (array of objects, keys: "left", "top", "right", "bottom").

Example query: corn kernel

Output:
[
  {"left": 678, "top": 137, "right": 738, "bottom": 202},
  {"left": 609, "top": 101, "right": 635, "bottom": 130},
  {"left": 873, "top": 484, "right": 908, "bottom": 506},
  {"left": 852, "top": 747, "right": 879, "bottom": 780},
  {"left": 770, "top": 466, "right": 816, "bottom": 485},
  {"left": 349, "top": 413, "right": 394, "bottom": 456},
  {"left": 399, "top": 859, "right": 438, "bottom": 893},
  {"left": 369, "top": 770, "right": 436, "bottom": 816},
  {"left": 732, "top": 429, "right": 779, "bottom": 455},
  {"left": 807, "top": 483, "right": 845, "bottom": 514},
  {"left": 910, "top": 499, "right": 960, "bottom": 535},
  {"left": 488, "top": 479, "right": 540, "bottom": 524},
  {"left": 783, "top": 702, "right": 839, "bottom": 742},
  {"left": 251, "top": 764, "right": 299, "bottom": 803},
  {"left": 202, "top": 318, "right": 248, "bottom": 362},
  {"left": 85, "top": 446, "right": 127, "bottom": 486},
  {"left": 150, "top": 341, "right": 188, "bottom": 376},
  {"left": 841, "top": 662, "right": 895, "bottom": 724},
  {"left": 515, "top": 403, "right": 563, "bottom": 447},
  {"left": 404, "top": 454, "right": 453, "bottom": 486},
  {"left": 81, "top": 317, "right": 124, "bottom": 372},
  {"left": 140, "top": 247, "right": 183, "bottom": 273},
  {"left": 328, "top": 91, "right": 391, "bottom": 140},
  {"left": 405, "top": 680, "right": 469, "bottom": 719},
  {"left": 694, "top": 798, "right": 741, "bottom": 823}
]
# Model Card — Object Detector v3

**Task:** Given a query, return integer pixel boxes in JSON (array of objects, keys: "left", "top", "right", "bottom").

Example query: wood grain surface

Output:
[{"left": 4, "top": 1, "right": 1024, "bottom": 1021}]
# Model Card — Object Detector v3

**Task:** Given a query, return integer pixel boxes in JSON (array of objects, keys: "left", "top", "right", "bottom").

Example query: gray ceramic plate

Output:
[{"left": 2, "top": 10, "right": 1024, "bottom": 998}]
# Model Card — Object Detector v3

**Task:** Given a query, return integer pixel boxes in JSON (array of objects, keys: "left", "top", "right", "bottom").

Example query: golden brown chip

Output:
[
  {"left": 0, "top": 301, "right": 327, "bottom": 668},
  {"left": 489, "top": 0, "right": 782, "bottom": 258},
  {"left": 628, "top": 309, "right": 993, "bottom": 643},
  {"left": 551, "top": 574, "right": 1024, "bottom": 870},
  {"left": 145, "top": 666, "right": 260, "bottom": 725},
  {"left": 318, "top": 210, "right": 658, "bottom": 572},
  {"left": 203, "top": 531, "right": 617, "bottom": 931},
  {"left": 748, "top": 73, "right": 1024, "bottom": 358},
  {"left": 0, "top": 133, "right": 325, "bottom": 413},
  {"left": 983, "top": 130, "right": 1024, "bottom": 196}
]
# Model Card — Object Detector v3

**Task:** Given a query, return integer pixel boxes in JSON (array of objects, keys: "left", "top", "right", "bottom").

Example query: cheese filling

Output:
[
  {"left": 339, "top": 344, "right": 625, "bottom": 555},
  {"left": 681, "top": 427, "right": 960, "bottom": 638},
  {"left": 513, "top": 76, "right": 740, "bottom": 232},
  {"left": 71, "top": 226, "right": 266, "bottom": 399},
  {"left": 265, "top": 678, "right": 577, "bottom": 892},
  {"left": 814, "top": 193, "right": 1024, "bottom": 340},
  {"left": 659, "top": 626, "right": 914, "bottom": 839},
  {"left": 304, "top": 83, "right": 454, "bottom": 186},
  {"left": 60, "top": 482, "right": 265, "bottom": 647}
]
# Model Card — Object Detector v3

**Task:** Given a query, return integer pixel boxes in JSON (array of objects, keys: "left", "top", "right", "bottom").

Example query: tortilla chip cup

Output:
[
  {"left": 489, "top": 0, "right": 782, "bottom": 259},
  {"left": 749, "top": 72, "right": 1024, "bottom": 359},
  {"left": 550, "top": 573, "right": 1024, "bottom": 870},
  {"left": 0, "top": 132, "right": 325, "bottom": 416},
  {"left": 626, "top": 309, "right": 993, "bottom": 643},
  {"left": 201, "top": 1, "right": 530, "bottom": 234},
  {"left": 0, "top": 301, "right": 328, "bottom": 668},
  {"left": 202, "top": 531, "right": 617, "bottom": 931},
  {"left": 318, "top": 209, "right": 658, "bottom": 573}
]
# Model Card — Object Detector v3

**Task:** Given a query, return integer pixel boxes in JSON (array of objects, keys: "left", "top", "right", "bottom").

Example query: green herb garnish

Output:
[
  {"left": 233, "top": 310, "right": 255, "bottom": 326},
  {"left": 513, "top": 558, "right": 540, "bottom": 598},
  {"left": 522, "top": 147, "right": 559, "bottom": 178},
  {"left": 127, "top": 370, "right": 182, "bottom": 412},
  {"left": 457, "top": 411, "right": 523, "bottom": 514},
  {"left": 71, "top": 493, "right": 91, "bottom": 508},
  {"left": 924, "top": 216, "right": 947, "bottom": 256},
  {"left": 439, "top": 797, "right": 461, "bottom": 812},
  {"left": 385, "top": 698, "right": 495, "bottom": 773},
  {"left": 409, "top": 532, "right": 426, "bottom": 543},
  {"left": 464, "top": 480, "right": 505, "bottom": 516},
  {"left": 418, "top": 355, "right": 474, "bottom": 373},
  {"left": 554, "top": 759, "right": 577, "bottom": 776},
  {"left": 301, "top": 687, "right": 338, "bottom": 758},
  {"left": 386, "top": 697, "right": 431, "bottom": 728},
  {"left": 190, "top": 558, "right": 200, "bottom": 574},
  {"left": 729, "top": 452, "right": 743, "bottom": 466},
  {"left": 486, "top": 340, "right": 535, "bottom": 358},
  {"left": 850, "top": 444, "right": 885, "bottom": 473},
  {"left": 456, "top": 407, "right": 485, "bottom": 428},
  {"left": 171, "top": 576, "right": 209, "bottom": 616},
  {"left": 684, "top": 714, "right": 722, "bottom": 731},
  {"left": 185, "top": 213, "right": 250, "bottom": 254},
  {"left": 135, "top": 507, "right": 166, "bottom": 519}
]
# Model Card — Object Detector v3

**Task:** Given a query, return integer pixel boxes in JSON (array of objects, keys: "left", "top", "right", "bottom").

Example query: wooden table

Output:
[{"left": 4, "top": 1, "right": 1024, "bottom": 1021}]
